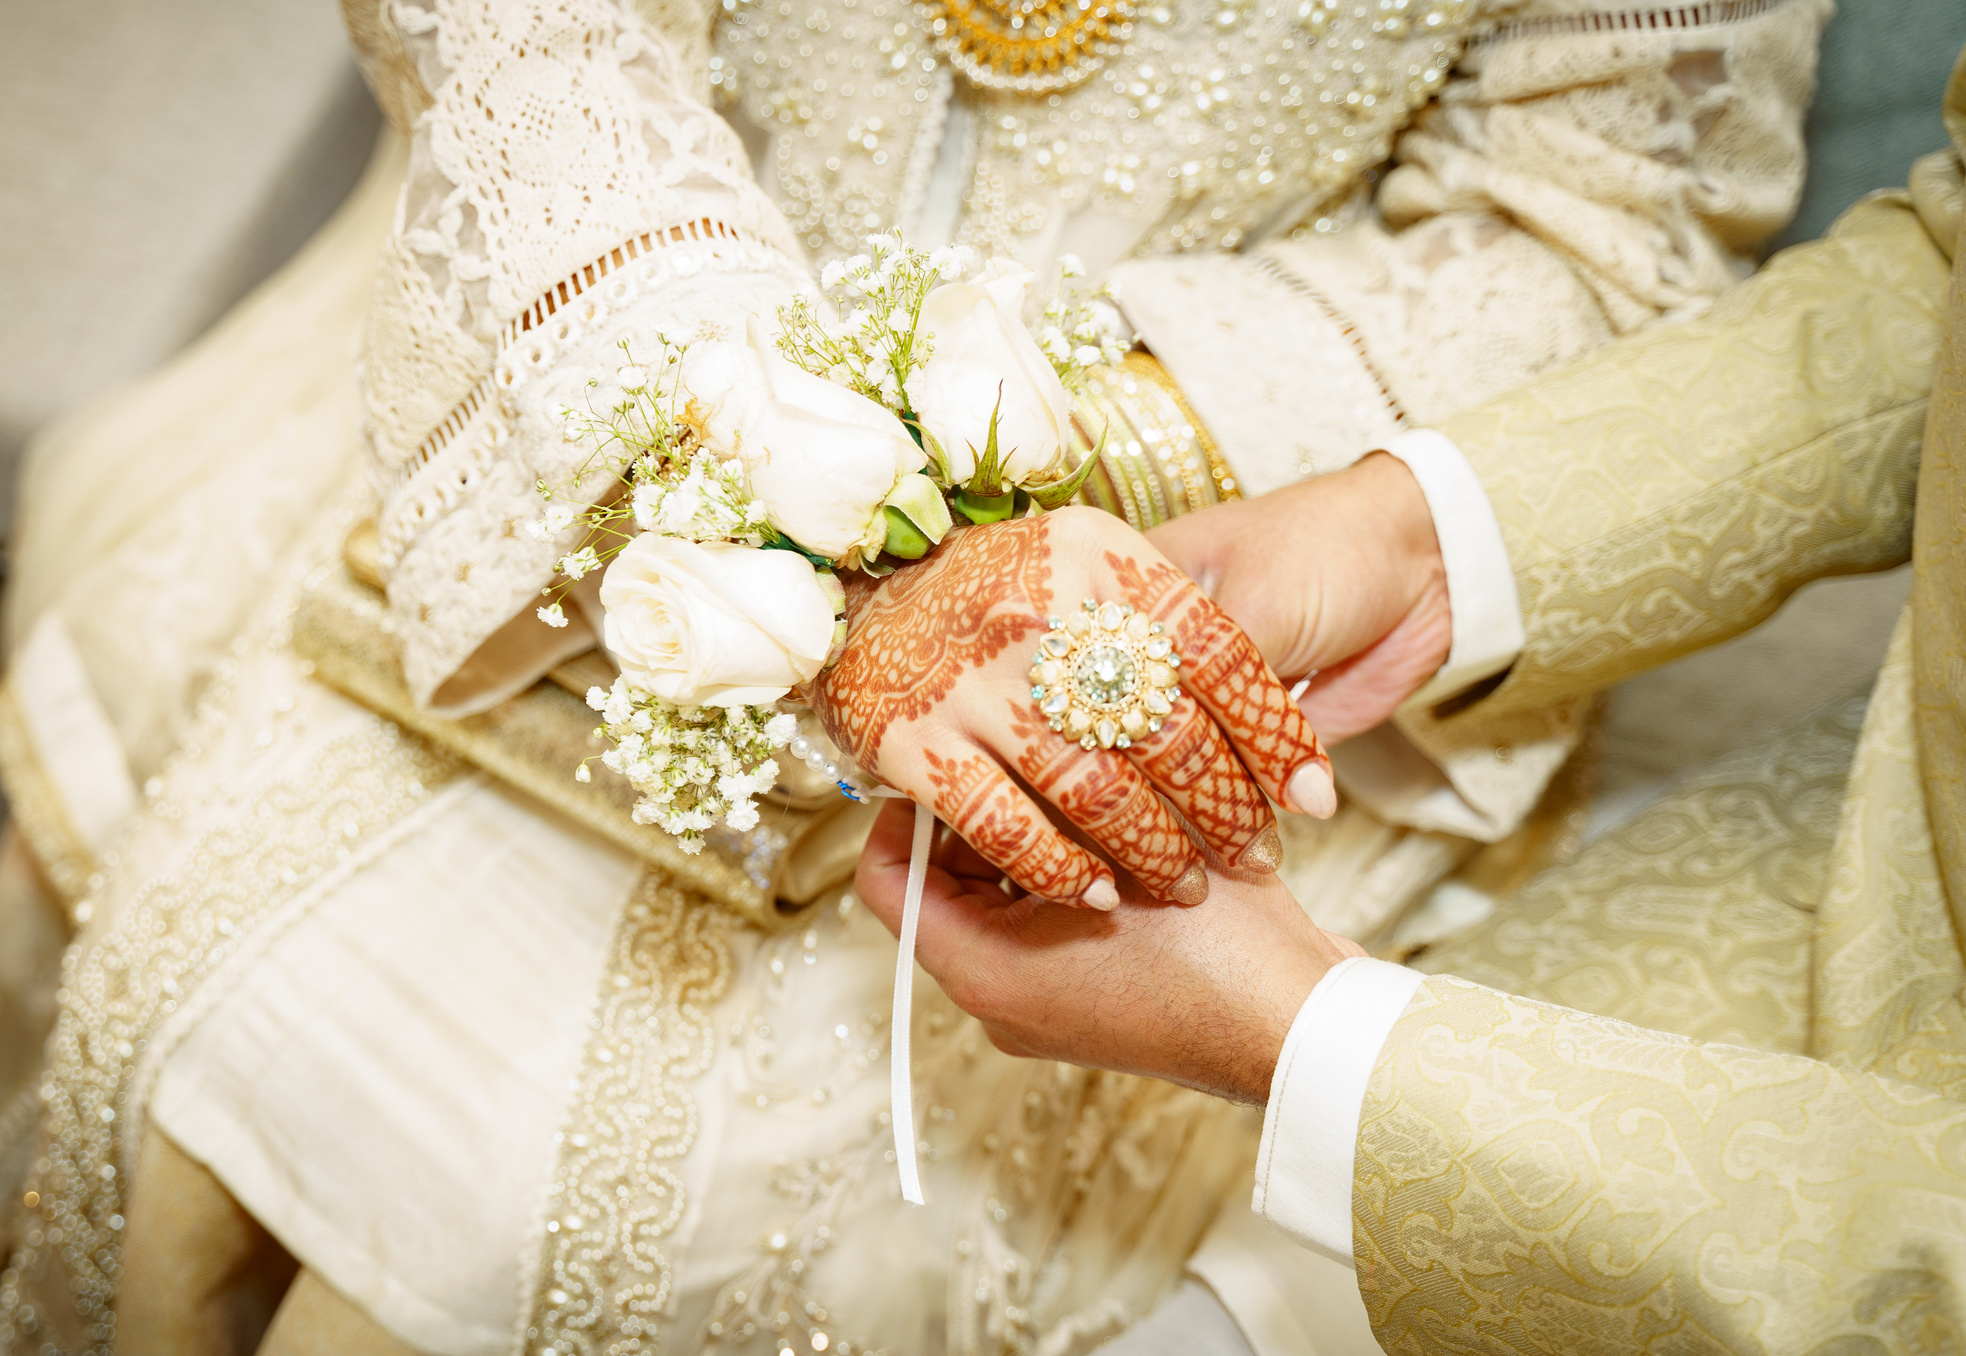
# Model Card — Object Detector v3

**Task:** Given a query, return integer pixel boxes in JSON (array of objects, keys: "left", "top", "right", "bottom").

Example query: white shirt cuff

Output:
[
  {"left": 1252, "top": 957, "right": 1426, "bottom": 1265},
  {"left": 1378, "top": 429, "right": 1524, "bottom": 709}
]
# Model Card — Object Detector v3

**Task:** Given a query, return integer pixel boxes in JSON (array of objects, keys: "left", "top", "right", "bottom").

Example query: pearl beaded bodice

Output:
[{"left": 710, "top": 0, "right": 1493, "bottom": 273}]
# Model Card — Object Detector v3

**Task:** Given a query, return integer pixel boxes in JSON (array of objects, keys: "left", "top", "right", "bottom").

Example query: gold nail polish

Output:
[
  {"left": 1237, "top": 825, "right": 1283, "bottom": 873},
  {"left": 1167, "top": 862, "right": 1209, "bottom": 906}
]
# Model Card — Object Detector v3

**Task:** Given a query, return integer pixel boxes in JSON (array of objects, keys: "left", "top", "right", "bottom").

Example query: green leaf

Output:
[
  {"left": 1025, "top": 424, "right": 1105, "bottom": 509},
  {"left": 964, "top": 390, "right": 1009, "bottom": 498},
  {"left": 760, "top": 531, "right": 835, "bottom": 568}
]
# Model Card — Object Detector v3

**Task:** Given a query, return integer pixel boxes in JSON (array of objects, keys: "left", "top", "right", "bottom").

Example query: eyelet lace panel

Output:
[{"left": 377, "top": 216, "right": 787, "bottom": 571}]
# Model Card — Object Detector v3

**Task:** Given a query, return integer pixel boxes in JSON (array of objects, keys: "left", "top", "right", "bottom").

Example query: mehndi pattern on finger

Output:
[
  {"left": 1007, "top": 700, "right": 1196, "bottom": 897},
  {"left": 922, "top": 746, "right": 1099, "bottom": 900},
  {"left": 1106, "top": 551, "right": 1326, "bottom": 821}
]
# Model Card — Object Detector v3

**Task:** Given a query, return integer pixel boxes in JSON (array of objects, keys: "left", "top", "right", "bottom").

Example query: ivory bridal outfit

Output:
[{"left": 0, "top": 0, "right": 1827, "bottom": 1351}]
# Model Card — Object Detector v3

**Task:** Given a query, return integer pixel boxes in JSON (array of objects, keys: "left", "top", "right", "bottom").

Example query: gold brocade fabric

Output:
[
  {"left": 1412, "top": 695, "right": 1868, "bottom": 1055},
  {"left": 1349, "top": 58, "right": 1966, "bottom": 1354},
  {"left": 1914, "top": 52, "right": 1966, "bottom": 942},
  {"left": 1436, "top": 195, "right": 1949, "bottom": 722}
]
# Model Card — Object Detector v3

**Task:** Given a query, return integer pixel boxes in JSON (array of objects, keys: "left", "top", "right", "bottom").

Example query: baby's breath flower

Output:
[
  {"left": 583, "top": 675, "right": 797, "bottom": 852},
  {"left": 537, "top": 602, "right": 570, "bottom": 628},
  {"left": 559, "top": 546, "right": 602, "bottom": 580},
  {"left": 527, "top": 503, "right": 578, "bottom": 540}
]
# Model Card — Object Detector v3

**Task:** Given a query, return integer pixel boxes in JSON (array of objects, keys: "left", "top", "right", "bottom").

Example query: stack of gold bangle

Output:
[{"left": 1069, "top": 350, "right": 1239, "bottom": 530}]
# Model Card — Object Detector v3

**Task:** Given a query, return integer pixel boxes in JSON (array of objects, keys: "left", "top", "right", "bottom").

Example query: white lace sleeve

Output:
[{"left": 355, "top": 0, "right": 809, "bottom": 715}]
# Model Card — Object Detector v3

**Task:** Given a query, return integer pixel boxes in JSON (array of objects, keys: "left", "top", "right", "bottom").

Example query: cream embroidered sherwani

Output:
[{"left": 1269, "top": 51, "right": 1966, "bottom": 1353}]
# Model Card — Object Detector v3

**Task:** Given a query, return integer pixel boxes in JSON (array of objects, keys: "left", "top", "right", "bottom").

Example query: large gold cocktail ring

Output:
[{"left": 1029, "top": 599, "right": 1182, "bottom": 751}]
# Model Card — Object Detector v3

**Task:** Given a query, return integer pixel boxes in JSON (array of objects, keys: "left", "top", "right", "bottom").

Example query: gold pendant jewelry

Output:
[
  {"left": 1030, "top": 599, "right": 1181, "bottom": 751},
  {"left": 916, "top": 0, "right": 1136, "bottom": 93}
]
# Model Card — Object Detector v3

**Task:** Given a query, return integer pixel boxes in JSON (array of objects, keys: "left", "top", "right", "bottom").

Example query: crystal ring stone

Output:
[{"left": 1029, "top": 599, "right": 1182, "bottom": 751}]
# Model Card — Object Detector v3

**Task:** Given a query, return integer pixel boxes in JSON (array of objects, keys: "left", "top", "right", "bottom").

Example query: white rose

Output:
[
  {"left": 682, "top": 318, "right": 925, "bottom": 563},
  {"left": 910, "top": 260, "right": 1072, "bottom": 486},
  {"left": 600, "top": 535, "right": 836, "bottom": 707}
]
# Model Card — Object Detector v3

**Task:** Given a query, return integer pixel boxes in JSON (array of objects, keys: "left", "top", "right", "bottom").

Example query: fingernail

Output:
[
  {"left": 1167, "top": 863, "right": 1209, "bottom": 906},
  {"left": 1237, "top": 825, "right": 1283, "bottom": 873},
  {"left": 1083, "top": 876, "right": 1120, "bottom": 912},
  {"left": 1285, "top": 761, "right": 1337, "bottom": 818}
]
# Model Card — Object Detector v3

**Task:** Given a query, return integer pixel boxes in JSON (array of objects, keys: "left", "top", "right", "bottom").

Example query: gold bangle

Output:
[
  {"left": 1121, "top": 350, "right": 1240, "bottom": 503},
  {"left": 1067, "top": 351, "right": 1237, "bottom": 530}
]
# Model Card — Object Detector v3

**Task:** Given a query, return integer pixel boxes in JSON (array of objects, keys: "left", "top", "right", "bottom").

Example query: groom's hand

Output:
[
  {"left": 1148, "top": 452, "right": 1452, "bottom": 742},
  {"left": 855, "top": 798, "right": 1364, "bottom": 1104}
]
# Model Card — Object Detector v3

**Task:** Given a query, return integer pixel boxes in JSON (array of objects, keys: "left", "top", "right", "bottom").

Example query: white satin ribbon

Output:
[{"left": 871, "top": 790, "right": 935, "bottom": 1205}]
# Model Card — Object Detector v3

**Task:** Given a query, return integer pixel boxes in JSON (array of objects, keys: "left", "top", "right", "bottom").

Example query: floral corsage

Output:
[{"left": 534, "top": 236, "right": 1125, "bottom": 852}]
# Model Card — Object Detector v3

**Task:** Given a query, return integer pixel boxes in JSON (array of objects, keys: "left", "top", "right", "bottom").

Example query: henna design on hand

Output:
[
  {"left": 921, "top": 746, "right": 1102, "bottom": 902},
  {"left": 1005, "top": 700, "right": 1197, "bottom": 896},
  {"left": 810, "top": 522, "right": 1054, "bottom": 774},
  {"left": 1107, "top": 552, "right": 1327, "bottom": 817}
]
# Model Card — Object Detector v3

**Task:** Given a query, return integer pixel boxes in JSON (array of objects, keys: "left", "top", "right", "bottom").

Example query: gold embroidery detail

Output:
[
  {"left": 518, "top": 870, "right": 738, "bottom": 1355},
  {"left": 0, "top": 723, "right": 463, "bottom": 1353},
  {"left": 914, "top": 0, "right": 1135, "bottom": 93}
]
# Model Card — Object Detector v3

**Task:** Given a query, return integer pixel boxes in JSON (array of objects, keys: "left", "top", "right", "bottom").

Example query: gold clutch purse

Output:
[{"left": 290, "top": 523, "right": 867, "bottom": 929}]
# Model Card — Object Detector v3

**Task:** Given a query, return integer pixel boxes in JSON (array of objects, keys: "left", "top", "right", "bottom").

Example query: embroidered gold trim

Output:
[
  {"left": 1248, "top": 252, "right": 1407, "bottom": 430},
  {"left": 389, "top": 217, "right": 765, "bottom": 505},
  {"left": 1472, "top": 0, "right": 1797, "bottom": 45},
  {"left": 516, "top": 870, "right": 738, "bottom": 1356},
  {"left": 0, "top": 724, "right": 464, "bottom": 1354}
]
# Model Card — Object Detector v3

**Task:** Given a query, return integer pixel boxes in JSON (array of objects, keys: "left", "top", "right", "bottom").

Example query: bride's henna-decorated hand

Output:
[{"left": 807, "top": 507, "right": 1334, "bottom": 909}]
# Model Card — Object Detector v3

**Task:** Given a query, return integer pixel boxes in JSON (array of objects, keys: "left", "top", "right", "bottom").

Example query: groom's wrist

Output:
[{"left": 1352, "top": 450, "right": 1449, "bottom": 620}]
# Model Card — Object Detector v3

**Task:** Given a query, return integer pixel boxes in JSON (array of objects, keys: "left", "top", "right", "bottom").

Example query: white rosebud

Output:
[
  {"left": 910, "top": 260, "right": 1072, "bottom": 485},
  {"left": 599, "top": 535, "right": 837, "bottom": 707},
  {"left": 679, "top": 318, "right": 924, "bottom": 564},
  {"left": 537, "top": 602, "right": 570, "bottom": 628}
]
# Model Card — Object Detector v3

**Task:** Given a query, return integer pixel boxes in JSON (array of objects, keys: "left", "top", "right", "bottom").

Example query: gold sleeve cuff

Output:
[{"left": 1071, "top": 350, "right": 1239, "bottom": 529}]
